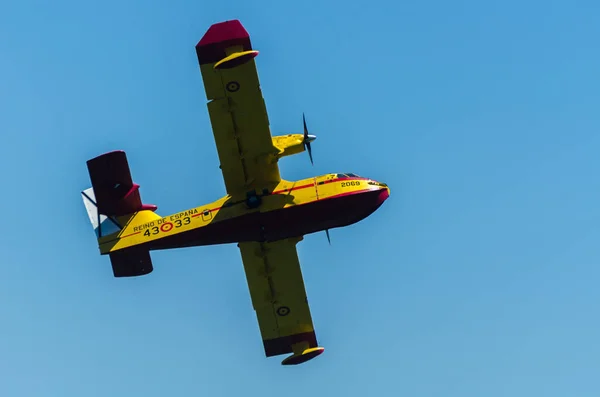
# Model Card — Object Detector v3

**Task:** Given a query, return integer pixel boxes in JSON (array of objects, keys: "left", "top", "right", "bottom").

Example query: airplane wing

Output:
[
  {"left": 238, "top": 237, "right": 324, "bottom": 365},
  {"left": 196, "top": 20, "right": 280, "bottom": 196}
]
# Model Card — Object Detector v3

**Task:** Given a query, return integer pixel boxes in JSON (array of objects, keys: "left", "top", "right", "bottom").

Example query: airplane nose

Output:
[
  {"left": 306, "top": 134, "right": 316, "bottom": 143},
  {"left": 367, "top": 180, "right": 388, "bottom": 191},
  {"left": 381, "top": 185, "right": 390, "bottom": 198},
  {"left": 374, "top": 184, "right": 390, "bottom": 206}
]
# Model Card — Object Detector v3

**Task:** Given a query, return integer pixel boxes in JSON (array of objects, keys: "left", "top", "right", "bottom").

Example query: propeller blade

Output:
[
  {"left": 303, "top": 113, "right": 308, "bottom": 137},
  {"left": 325, "top": 229, "right": 331, "bottom": 245},
  {"left": 307, "top": 142, "right": 313, "bottom": 165},
  {"left": 302, "top": 113, "right": 315, "bottom": 165}
]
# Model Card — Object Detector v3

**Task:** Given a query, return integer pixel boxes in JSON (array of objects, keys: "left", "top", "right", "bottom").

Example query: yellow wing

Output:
[
  {"left": 238, "top": 236, "right": 323, "bottom": 363},
  {"left": 196, "top": 20, "right": 280, "bottom": 196}
]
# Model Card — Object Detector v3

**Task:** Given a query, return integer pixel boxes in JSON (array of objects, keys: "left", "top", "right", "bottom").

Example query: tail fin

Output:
[
  {"left": 82, "top": 150, "right": 159, "bottom": 277},
  {"left": 82, "top": 150, "right": 158, "bottom": 236},
  {"left": 86, "top": 150, "right": 157, "bottom": 217}
]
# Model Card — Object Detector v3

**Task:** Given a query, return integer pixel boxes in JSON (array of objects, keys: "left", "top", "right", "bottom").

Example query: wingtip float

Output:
[
  {"left": 282, "top": 346, "right": 325, "bottom": 366},
  {"left": 81, "top": 20, "right": 390, "bottom": 366}
]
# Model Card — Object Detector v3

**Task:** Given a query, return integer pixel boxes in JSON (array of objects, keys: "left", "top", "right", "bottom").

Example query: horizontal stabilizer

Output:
[{"left": 109, "top": 249, "right": 153, "bottom": 277}]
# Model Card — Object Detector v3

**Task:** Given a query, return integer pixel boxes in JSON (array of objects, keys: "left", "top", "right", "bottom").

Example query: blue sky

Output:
[{"left": 1, "top": 0, "right": 600, "bottom": 395}]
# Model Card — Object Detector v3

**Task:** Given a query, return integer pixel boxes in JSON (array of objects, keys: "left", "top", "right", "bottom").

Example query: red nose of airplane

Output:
[
  {"left": 377, "top": 184, "right": 390, "bottom": 205},
  {"left": 366, "top": 180, "right": 390, "bottom": 205}
]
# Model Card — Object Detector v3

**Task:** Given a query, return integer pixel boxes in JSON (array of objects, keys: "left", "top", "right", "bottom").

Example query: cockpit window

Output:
[{"left": 330, "top": 173, "right": 361, "bottom": 179}]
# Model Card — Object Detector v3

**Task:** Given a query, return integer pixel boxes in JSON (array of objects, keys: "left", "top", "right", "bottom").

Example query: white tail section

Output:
[{"left": 81, "top": 187, "right": 122, "bottom": 238}]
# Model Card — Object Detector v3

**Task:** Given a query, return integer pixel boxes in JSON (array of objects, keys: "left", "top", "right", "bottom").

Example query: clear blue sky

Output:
[{"left": 1, "top": 0, "right": 599, "bottom": 395}]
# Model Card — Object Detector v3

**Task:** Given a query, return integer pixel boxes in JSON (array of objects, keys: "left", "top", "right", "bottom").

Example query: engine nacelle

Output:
[{"left": 272, "top": 134, "right": 306, "bottom": 159}]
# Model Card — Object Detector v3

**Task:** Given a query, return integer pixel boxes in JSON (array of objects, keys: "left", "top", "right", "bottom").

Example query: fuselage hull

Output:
[
  {"left": 98, "top": 174, "right": 390, "bottom": 254},
  {"left": 148, "top": 186, "right": 389, "bottom": 250}
]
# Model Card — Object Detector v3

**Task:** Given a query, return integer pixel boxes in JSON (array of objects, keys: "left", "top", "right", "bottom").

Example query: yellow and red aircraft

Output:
[{"left": 81, "top": 20, "right": 390, "bottom": 365}]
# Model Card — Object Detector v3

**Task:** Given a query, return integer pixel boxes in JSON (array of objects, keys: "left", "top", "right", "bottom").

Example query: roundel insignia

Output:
[
  {"left": 160, "top": 222, "right": 173, "bottom": 232},
  {"left": 226, "top": 81, "right": 240, "bottom": 92},
  {"left": 276, "top": 306, "right": 290, "bottom": 316}
]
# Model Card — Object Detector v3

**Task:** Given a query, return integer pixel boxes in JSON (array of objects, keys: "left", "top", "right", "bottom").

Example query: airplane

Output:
[{"left": 81, "top": 20, "right": 390, "bottom": 365}]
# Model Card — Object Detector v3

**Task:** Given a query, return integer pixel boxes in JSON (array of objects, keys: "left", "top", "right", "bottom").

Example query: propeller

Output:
[
  {"left": 301, "top": 113, "right": 326, "bottom": 242},
  {"left": 302, "top": 113, "right": 316, "bottom": 165}
]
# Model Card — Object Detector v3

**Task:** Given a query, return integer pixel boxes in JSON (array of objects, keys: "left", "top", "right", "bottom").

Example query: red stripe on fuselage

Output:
[
  {"left": 272, "top": 182, "right": 314, "bottom": 195},
  {"left": 117, "top": 231, "right": 140, "bottom": 239}
]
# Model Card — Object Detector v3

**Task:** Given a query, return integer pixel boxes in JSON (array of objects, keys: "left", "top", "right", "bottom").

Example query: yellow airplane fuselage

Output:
[{"left": 99, "top": 173, "right": 390, "bottom": 254}]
